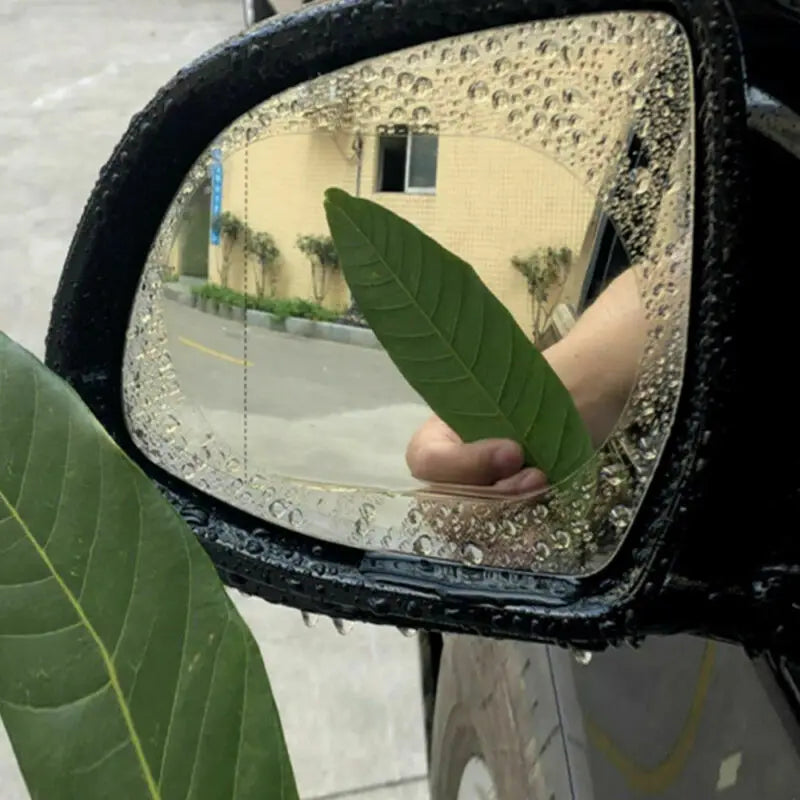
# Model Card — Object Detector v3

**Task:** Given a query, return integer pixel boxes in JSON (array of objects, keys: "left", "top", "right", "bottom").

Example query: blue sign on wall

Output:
[{"left": 209, "top": 147, "right": 223, "bottom": 245}]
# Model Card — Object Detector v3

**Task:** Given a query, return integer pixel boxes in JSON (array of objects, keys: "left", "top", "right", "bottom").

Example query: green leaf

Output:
[
  {"left": 324, "top": 188, "right": 593, "bottom": 485},
  {"left": 0, "top": 333, "right": 298, "bottom": 800}
]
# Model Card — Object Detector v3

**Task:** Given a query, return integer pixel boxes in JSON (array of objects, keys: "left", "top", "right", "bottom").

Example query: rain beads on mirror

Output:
[{"left": 125, "top": 12, "right": 693, "bottom": 577}]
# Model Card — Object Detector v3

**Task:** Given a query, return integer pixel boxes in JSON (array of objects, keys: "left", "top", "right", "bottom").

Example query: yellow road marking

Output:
[
  {"left": 584, "top": 641, "right": 716, "bottom": 794},
  {"left": 178, "top": 336, "right": 252, "bottom": 367}
]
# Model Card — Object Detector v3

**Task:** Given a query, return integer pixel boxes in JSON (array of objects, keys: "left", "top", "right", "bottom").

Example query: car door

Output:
[{"left": 562, "top": 635, "right": 800, "bottom": 798}]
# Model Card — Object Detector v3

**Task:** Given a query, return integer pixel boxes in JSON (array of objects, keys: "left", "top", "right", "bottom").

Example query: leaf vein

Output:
[
  {"left": 73, "top": 737, "right": 131, "bottom": 776},
  {"left": 0, "top": 621, "right": 82, "bottom": 639},
  {"left": 111, "top": 473, "right": 147, "bottom": 658},
  {"left": 77, "top": 437, "right": 104, "bottom": 602},
  {"left": 157, "top": 510, "right": 193, "bottom": 788},
  {"left": 0, "top": 680, "right": 110, "bottom": 713},
  {"left": 0, "top": 401, "right": 162, "bottom": 800},
  {"left": 231, "top": 620, "right": 248, "bottom": 800},
  {"left": 185, "top": 615, "right": 229, "bottom": 798},
  {"left": 466, "top": 291, "right": 486, "bottom": 372},
  {"left": 42, "top": 413, "right": 72, "bottom": 551}
]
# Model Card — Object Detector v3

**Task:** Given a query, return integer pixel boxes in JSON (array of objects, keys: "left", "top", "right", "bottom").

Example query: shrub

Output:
[
  {"left": 511, "top": 246, "right": 573, "bottom": 338},
  {"left": 190, "top": 284, "right": 341, "bottom": 322},
  {"left": 211, "top": 211, "right": 246, "bottom": 287},
  {"left": 296, "top": 233, "right": 340, "bottom": 303},
  {"left": 248, "top": 230, "right": 281, "bottom": 298}
]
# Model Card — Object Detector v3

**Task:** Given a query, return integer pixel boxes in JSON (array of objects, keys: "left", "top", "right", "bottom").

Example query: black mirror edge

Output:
[{"left": 44, "top": 0, "right": 766, "bottom": 653}]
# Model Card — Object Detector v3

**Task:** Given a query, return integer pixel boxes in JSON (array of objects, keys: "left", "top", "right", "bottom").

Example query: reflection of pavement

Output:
[{"left": 163, "top": 299, "right": 432, "bottom": 489}]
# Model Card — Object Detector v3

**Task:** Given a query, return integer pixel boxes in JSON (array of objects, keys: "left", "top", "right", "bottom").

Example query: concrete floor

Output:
[{"left": 0, "top": 1, "right": 429, "bottom": 798}]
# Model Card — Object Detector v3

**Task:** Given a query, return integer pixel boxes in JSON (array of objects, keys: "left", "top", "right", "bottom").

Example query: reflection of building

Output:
[{"left": 197, "top": 127, "right": 595, "bottom": 333}]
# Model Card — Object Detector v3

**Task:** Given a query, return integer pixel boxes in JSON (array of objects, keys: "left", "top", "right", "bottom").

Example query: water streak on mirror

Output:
[{"left": 124, "top": 12, "right": 694, "bottom": 575}]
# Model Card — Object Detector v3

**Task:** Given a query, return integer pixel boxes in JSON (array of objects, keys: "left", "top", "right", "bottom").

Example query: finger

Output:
[
  {"left": 407, "top": 432, "right": 525, "bottom": 485},
  {"left": 492, "top": 467, "right": 548, "bottom": 496}
]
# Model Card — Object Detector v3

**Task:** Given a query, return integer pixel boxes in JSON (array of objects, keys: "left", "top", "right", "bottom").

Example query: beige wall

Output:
[{"left": 208, "top": 130, "right": 596, "bottom": 332}]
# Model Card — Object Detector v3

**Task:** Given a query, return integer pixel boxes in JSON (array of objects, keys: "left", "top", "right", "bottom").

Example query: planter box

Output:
[
  {"left": 218, "top": 303, "right": 234, "bottom": 320},
  {"left": 189, "top": 293, "right": 199, "bottom": 309},
  {"left": 230, "top": 305, "right": 246, "bottom": 323},
  {"left": 162, "top": 285, "right": 181, "bottom": 302},
  {"left": 348, "top": 325, "right": 382, "bottom": 350},
  {"left": 198, "top": 297, "right": 210, "bottom": 313},
  {"left": 286, "top": 317, "right": 319, "bottom": 339},
  {"left": 246, "top": 309, "right": 286, "bottom": 332}
]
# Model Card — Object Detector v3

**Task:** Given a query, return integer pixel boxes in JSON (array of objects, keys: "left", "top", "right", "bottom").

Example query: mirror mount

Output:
[{"left": 44, "top": 0, "right": 773, "bottom": 654}]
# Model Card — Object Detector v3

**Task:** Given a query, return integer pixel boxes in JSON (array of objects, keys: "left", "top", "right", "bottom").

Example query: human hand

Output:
[
  {"left": 405, "top": 269, "right": 647, "bottom": 494},
  {"left": 405, "top": 414, "right": 548, "bottom": 495}
]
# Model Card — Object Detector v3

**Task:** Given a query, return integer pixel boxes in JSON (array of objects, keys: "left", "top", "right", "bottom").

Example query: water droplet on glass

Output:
[
  {"left": 492, "top": 90, "right": 509, "bottom": 108},
  {"left": 288, "top": 508, "right": 304, "bottom": 526},
  {"left": 225, "top": 456, "right": 241, "bottom": 473},
  {"left": 573, "top": 649, "right": 593, "bottom": 665},
  {"left": 537, "top": 38, "right": 557, "bottom": 56},
  {"left": 301, "top": 611, "right": 319, "bottom": 628},
  {"left": 533, "top": 541, "right": 551, "bottom": 562},
  {"left": 610, "top": 505, "right": 633, "bottom": 530},
  {"left": 398, "top": 627, "right": 417, "bottom": 637},
  {"left": 462, "top": 542, "right": 484, "bottom": 565},
  {"left": 468, "top": 81, "right": 489, "bottom": 101},
  {"left": 552, "top": 530, "right": 571, "bottom": 550},
  {"left": 634, "top": 169, "right": 652, "bottom": 195},
  {"left": 413, "top": 106, "right": 431, "bottom": 123},
  {"left": 413, "top": 534, "right": 433, "bottom": 556},
  {"left": 397, "top": 72, "right": 414, "bottom": 90},
  {"left": 406, "top": 508, "right": 423, "bottom": 529},
  {"left": 412, "top": 77, "right": 432, "bottom": 95},
  {"left": 381, "top": 66, "right": 395, "bottom": 80},
  {"left": 460, "top": 44, "right": 480, "bottom": 63},
  {"left": 526, "top": 500, "right": 548, "bottom": 522},
  {"left": 493, "top": 56, "right": 512, "bottom": 74},
  {"left": 268, "top": 499, "right": 288, "bottom": 519}
]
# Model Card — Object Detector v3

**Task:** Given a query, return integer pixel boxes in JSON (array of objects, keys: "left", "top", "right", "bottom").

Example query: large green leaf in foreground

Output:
[
  {"left": 324, "top": 188, "right": 593, "bottom": 485},
  {"left": 0, "top": 333, "right": 297, "bottom": 800}
]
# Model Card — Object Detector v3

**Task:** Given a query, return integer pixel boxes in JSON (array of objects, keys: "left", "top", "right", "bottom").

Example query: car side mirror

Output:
[{"left": 47, "top": 0, "right": 793, "bottom": 657}]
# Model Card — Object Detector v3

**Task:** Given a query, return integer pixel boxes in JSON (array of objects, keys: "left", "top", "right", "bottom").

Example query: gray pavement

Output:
[
  {"left": 0, "top": 2, "right": 429, "bottom": 798},
  {"left": 161, "top": 299, "right": 432, "bottom": 489}
]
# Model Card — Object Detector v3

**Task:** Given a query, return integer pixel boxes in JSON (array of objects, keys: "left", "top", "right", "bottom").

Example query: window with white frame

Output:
[{"left": 376, "top": 129, "right": 438, "bottom": 193}]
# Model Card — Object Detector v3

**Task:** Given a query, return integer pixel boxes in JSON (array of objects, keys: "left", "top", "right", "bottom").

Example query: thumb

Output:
[{"left": 408, "top": 436, "right": 525, "bottom": 486}]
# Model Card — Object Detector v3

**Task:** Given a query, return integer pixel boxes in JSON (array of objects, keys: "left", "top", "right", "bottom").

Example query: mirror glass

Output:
[{"left": 124, "top": 11, "right": 694, "bottom": 575}]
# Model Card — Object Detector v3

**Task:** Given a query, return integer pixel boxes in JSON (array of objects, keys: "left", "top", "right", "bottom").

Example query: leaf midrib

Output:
[
  {"left": 0, "top": 393, "right": 161, "bottom": 800},
  {"left": 331, "top": 201, "right": 526, "bottom": 450}
]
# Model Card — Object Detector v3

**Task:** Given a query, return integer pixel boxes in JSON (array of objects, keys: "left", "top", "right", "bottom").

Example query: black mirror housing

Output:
[{"left": 47, "top": 0, "right": 797, "bottom": 657}]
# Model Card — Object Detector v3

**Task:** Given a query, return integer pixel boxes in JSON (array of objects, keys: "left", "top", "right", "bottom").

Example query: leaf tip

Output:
[{"left": 323, "top": 187, "right": 351, "bottom": 209}]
